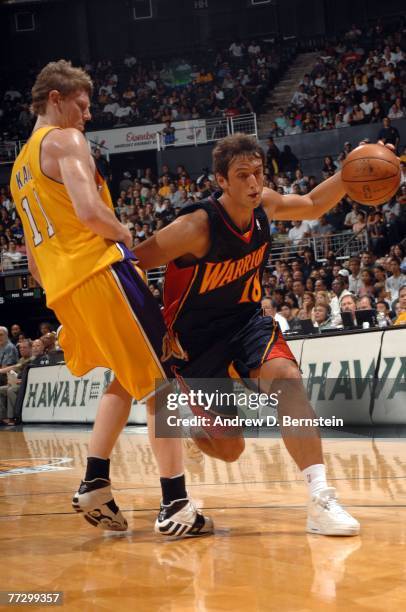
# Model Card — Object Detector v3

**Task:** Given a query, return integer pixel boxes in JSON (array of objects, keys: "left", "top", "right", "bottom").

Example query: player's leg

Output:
[
  {"left": 186, "top": 396, "right": 245, "bottom": 461},
  {"left": 72, "top": 377, "right": 131, "bottom": 530},
  {"left": 64, "top": 261, "right": 213, "bottom": 536},
  {"left": 174, "top": 363, "right": 245, "bottom": 463},
  {"left": 250, "top": 356, "right": 359, "bottom": 536},
  {"left": 250, "top": 358, "right": 323, "bottom": 470},
  {"left": 89, "top": 377, "right": 132, "bottom": 458},
  {"left": 177, "top": 372, "right": 245, "bottom": 463},
  {"left": 72, "top": 379, "right": 213, "bottom": 536},
  {"left": 191, "top": 435, "right": 245, "bottom": 462},
  {"left": 241, "top": 317, "right": 324, "bottom": 469},
  {"left": 147, "top": 390, "right": 213, "bottom": 537}
]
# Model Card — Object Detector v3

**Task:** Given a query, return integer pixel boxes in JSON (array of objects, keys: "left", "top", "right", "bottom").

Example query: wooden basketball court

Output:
[{"left": 1, "top": 428, "right": 406, "bottom": 611}]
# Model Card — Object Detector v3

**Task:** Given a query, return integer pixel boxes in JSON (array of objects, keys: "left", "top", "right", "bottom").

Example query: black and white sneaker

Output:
[
  {"left": 155, "top": 498, "right": 213, "bottom": 538},
  {"left": 72, "top": 478, "right": 128, "bottom": 532}
]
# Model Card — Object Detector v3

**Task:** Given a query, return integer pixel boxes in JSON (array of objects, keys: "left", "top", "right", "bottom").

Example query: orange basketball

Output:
[{"left": 341, "top": 144, "right": 400, "bottom": 206}]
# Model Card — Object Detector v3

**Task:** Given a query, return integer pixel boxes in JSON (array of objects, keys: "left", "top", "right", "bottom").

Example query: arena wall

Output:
[{"left": 21, "top": 327, "right": 406, "bottom": 426}]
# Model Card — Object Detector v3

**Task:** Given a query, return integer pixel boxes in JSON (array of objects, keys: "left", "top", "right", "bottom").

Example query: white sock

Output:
[{"left": 302, "top": 464, "right": 327, "bottom": 497}]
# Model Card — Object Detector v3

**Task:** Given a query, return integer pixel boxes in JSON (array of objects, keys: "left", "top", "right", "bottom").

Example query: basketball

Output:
[{"left": 341, "top": 144, "right": 400, "bottom": 206}]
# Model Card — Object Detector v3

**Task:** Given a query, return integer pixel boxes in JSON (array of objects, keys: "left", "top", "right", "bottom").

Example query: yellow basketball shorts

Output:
[{"left": 52, "top": 259, "right": 169, "bottom": 401}]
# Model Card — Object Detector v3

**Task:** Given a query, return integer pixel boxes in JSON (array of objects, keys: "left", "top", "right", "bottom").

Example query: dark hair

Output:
[
  {"left": 274, "top": 288, "right": 285, "bottom": 296},
  {"left": 303, "top": 290, "right": 315, "bottom": 303},
  {"left": 393, "top": 243, "right": 405, "bottom": 257},
  {"left": 358, "top": 294, "right": 374, "bottom": 307},
  {"left": 212, "top": 133, "right": 265, "bottom": 178},
  {"left": 285, "top": 292, "right": 299, "bottom": 308}
]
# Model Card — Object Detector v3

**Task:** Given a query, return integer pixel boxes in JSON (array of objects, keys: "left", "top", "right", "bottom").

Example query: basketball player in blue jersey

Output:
[{"left": 134, "top": 134, "right": 361, "bottom": 536}]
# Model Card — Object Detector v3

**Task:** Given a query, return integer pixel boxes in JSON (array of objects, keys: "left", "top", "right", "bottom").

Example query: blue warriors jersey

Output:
[{"left": 163, "top": 195, "right": 271, "bottom": 362}]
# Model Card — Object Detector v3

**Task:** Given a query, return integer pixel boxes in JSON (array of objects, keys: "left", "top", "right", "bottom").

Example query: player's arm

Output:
[
  {"left": 262, "top": 172, "right": 346, "bottom": 221},
  {"left": 26, "top": 242, "right": 42, "bottom": 286},
  {"left": 134, "top": 210, "right": 209, "bottom": 269},
  {"left": 44, "top": 129, "right": 132, "bottom": 247},
  {"left": 264, "top": 141, "right": 398, "bottom": 221}
]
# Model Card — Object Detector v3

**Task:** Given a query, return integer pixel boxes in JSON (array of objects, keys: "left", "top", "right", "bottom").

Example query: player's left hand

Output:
[{"left": 359, "top": 140, "right": 398, "bottom": 159}]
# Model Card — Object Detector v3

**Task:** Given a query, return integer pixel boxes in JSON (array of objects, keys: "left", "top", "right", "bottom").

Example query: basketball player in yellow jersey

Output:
[{"left": 10, "top": 60, "right": 213, "bottom": 537}]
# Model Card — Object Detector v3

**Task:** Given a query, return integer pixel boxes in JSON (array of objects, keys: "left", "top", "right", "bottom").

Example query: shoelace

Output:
[
  {"left": 159, "top": 498, "right": 196, "bottom": 518},
  {"left": 320, "top": 495, "right": 351, "bottom": 518}
]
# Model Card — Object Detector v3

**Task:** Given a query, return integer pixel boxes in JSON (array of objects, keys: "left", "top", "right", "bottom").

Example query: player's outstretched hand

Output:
[
  {"left": 377, "top": 140, "right": 400, "bottom": 162},
  {"left": 359, "top": 140, "right": 398, "bottom": 158}
]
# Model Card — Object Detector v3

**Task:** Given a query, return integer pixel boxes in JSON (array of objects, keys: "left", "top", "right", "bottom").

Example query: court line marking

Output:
[
  {"left": 1, "top": 503, "right": 406, "bottom": 520},
  {"left": 1, "top": 474, "right": 406, "bottom": 500}
]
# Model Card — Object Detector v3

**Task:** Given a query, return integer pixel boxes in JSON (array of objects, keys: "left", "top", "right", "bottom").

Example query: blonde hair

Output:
[
  {"left": 315, "top": 290, "right": 330, "bottom": 306},
  {"left": 31, "top": 59, "right": 93, "bottom": 115}
]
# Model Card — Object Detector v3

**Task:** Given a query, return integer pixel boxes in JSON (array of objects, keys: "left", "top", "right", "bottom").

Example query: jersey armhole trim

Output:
[
  {"left": 175, "top": 205, "right": 212, "bottom": 264},
  {"left": 39, "top": 127, "right": 64, "bottom": 185},
  {"left": 167, "top": 264, "right": 199, "bottom": 330}
]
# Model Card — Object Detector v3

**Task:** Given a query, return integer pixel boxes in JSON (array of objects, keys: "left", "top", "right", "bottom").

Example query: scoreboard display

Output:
[{"left": 0, "top": 273, "right": 44, "bottom": 303}]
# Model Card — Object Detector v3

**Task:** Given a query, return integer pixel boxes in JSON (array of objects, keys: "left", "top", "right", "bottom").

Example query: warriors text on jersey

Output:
[
  {"left": 163, "top": 195, "right": 271, "bottom": 361},
  {"left": 10, "top": 126, "right": 123, "bottom": 306}
]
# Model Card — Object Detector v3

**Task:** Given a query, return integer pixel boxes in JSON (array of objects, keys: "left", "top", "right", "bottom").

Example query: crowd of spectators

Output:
[
  {"left": 269, "top": 17, "right": 406, "bottom": 137},
  {"left": 1, "top": 132, "right": 406, "bottom": 427},
  {"left": 107, "top": 137, "right": 406, "bottom": 325},
  {"left": 261, "top": 249, "right": 406, "bottom": 335},
  {"left": 2, "top": 17, "right": 405, "bottom": 153},
  {"left": 0, "top": 322, "right": 61, "bottom": 426},
  {"left": 0, "top": 37, "right": 292, "bottom": 147},
  {"left": 0, "top": 184, "right": 27, "bottom": 266},
  {"left": 259, "top": 132, "right": 406, "bottom": 334},
  {"left": 0, "top": 139, "right": 406, "bottom": 314},
  {"left": 264, "top": 137, "right": 406, "bottom": 252}
]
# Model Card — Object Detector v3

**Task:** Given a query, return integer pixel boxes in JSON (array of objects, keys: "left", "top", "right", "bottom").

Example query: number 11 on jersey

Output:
[{"left": 21, "top": 189, "right": 55, "bottom": 247}]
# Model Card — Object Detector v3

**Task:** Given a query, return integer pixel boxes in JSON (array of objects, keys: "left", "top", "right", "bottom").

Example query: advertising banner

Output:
[
  {"left": 22, "top": 365, "right": 146, "bottom": 424},
  {"left": 87, "top": 119, "right": 207, "bottom": 154},
  {"left": 300, "top": 331, "right": 384, "bottom": 425},
  {"left": 371, "top": 327, "right": 406, "bottom": 425}
]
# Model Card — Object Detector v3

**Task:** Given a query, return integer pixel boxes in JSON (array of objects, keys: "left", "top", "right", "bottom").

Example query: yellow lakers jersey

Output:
[{"left": 10, "top": 126, "right": 124, "bottom": 306}]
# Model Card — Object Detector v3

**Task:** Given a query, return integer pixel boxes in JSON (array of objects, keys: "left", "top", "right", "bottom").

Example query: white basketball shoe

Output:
[
  {"left": 155, "top": 498, "right": 214, "bottom": 537},
  {"left": 307, "top": 487, "right": 360, "bottom": 536},
  {"left": 72, "top": 478, "right": 128, "bottom": 531}
]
